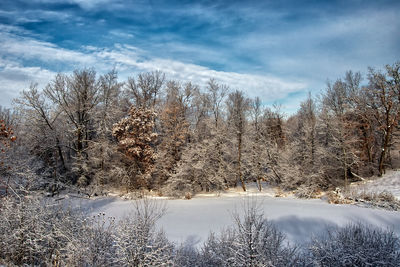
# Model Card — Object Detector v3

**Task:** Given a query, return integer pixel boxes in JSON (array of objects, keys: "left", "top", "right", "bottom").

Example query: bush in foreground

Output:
[
  {"left": 1, "top": 196, "right": 400, "bottom": 266},
  {"left": 308, "top": 223, "right": 400, "bottom": 266}
]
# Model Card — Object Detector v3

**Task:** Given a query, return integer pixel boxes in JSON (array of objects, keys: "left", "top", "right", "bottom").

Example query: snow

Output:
[
  {"left": 350, "top": 170, "right": 400, "bottom": 199},
  {"left": 68, "top": 189, "right": 400, "bottom": 247}
]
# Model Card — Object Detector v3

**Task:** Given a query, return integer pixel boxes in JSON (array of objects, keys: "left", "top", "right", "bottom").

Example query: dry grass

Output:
[
  {"left": 184, "top": 191, "right": 192, "bottom": 200},
  {"left": 295, "top": 185, "right": 322, "bottom": 199},
  {"left": 327, "top": 187, "right": 400, "bottom": 210}
]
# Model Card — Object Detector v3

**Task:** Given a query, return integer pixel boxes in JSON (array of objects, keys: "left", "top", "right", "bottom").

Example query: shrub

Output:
[
  {"left": 0, "top": 196, "right": 87, "bottom": 265},
  {"left": 308, "top": 223, "right": 400, "bottom": 266},
  {"left": 295, "top": 184, "right": 321, "bottom": 199},
  {"left": 198, "top": 201, "right": 300, "bottom": 266},
  {"left": 0, "top": 197, "right": 173, "bottom": 266},
  {"left": 114, "top": 199, "right": 174, "bottom": 266}
]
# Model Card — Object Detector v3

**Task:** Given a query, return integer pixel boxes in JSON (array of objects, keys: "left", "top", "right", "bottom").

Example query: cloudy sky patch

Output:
[{"left": 0, "top": 0, "right": 399, "bottom": 113}]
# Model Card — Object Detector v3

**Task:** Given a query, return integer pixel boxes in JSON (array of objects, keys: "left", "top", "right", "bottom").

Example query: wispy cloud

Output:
[
  {"left": 108, "top": 30, "right": 134, "bottom": 39},
  {"left": 0, "top": 59, "right": 56, "bottom": 106},
  {"left": 0, "top": 9, "right": 71, "bottom": 24},
  {"left": 0, "top": 30, "right": 96, "bottom": 67},
  {"left": 0, "top": 0, "right": 399, "bottom": 113},
  {"left": 95, "top": 44, "right": 306, "bottom": 99},
  {"left": 0, "top": 25, "right": 306, "bottom": 108},
  {"left": 235, "top": 6, "right": 400, "bottom": 83}
]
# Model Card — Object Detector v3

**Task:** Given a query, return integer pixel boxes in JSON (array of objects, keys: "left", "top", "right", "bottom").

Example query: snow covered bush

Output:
[
  {"left": 0, "top": 196, "right": 84, "bottom": 265},
  {"left": 308, "top": 223, "right": 400, "bottom": 266},
  {"left": 0, "top": 197, "right": 172, "bottom": 266},
  {"left": 198, "top": 230, "right": 236, "bottom": 266},
  {"left": 63, "top": 213, "right": 117, "bottom": 266},
  {"left": 174, "top": 240, "right": 201, "bottom": 267},
  {"left": 114, "top": 198, "right": 175, "bottom": 266},
  {"left": 295, "top": 184, "right": 321, "bottom": 199},
  {"left": 0, "top": 197, "right": 52, "bottom": 265},
  {"left": 197, "top": 201, "right": 300, "bottom": 266},
  {"left": 230, "top": 203, "right": 300, "bottom": 266},
  {"left": 351, "top": 190, "right": 400, "bottom": 210}
]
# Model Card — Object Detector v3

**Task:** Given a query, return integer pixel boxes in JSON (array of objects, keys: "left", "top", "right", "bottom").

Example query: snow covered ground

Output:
[
  {"left": 350, "top": 170, "right": 400, "bottom": 199},
  {"left": 68, "top": 189, "right": 400, "bottom": 247}
]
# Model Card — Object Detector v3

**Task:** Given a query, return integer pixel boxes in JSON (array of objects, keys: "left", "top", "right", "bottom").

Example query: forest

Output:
[{"left": 1, "top": 61, "right": 400, "bottom": 198}]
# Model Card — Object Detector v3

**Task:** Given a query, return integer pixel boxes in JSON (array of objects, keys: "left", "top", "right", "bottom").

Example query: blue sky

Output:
[{"left": 0, "top": 0, "right": 399, "bottom": 114}]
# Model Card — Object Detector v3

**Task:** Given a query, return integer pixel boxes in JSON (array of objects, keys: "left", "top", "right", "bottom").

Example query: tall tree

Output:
[
  {"left": 227, "top": 90, "right": 250, "bottom": 191},
  {"left": 248, "top": 97, "right": 264, "bottom": 191},
  {"left": 207, "top": 79, "right": 228, "bottom": 128},
  {"left": 112, "top": 107, "right": 157, "bottom": 189},
  {"left": 293, "top": 93, "right": 317, "bottom": 174},
  {"left": 125, "top": 71, "right": 165, "bottom": 109},
  {"left": 260, "top": 106, "right": 288, "bottom": 185},
  {"left": 321, "top": 74, "right": 360, "bottom": 187},
  {"left": 366, "top": 64, "right": 400, "bottom": 175},
  {"left": 155, "top": 81, "right": 192, "bottom": 187},
  {"left": 0, "top": 118, "right": 16, "bottom": 196},
  {"left": 45, "top": 69, "right": 100, "bottom": 184},
  {"left": 15, "top": 85, "right": 67, "bottom": 174},
  {"left": 91, "top": 70, "right": 123, "bottom": 185}
]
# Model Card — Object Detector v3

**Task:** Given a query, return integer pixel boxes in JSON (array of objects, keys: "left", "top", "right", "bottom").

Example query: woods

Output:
[{"left": 1, "top": 62, "right": 400, "bottom": 197}]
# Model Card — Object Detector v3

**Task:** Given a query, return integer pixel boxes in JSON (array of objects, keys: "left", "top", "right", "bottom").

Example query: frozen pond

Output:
[{"left": 68, "top": 193, "right": 400, "bottom": 246}]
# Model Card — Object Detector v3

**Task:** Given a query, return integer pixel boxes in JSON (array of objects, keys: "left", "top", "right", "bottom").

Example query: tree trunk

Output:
[
  {"left": 256, "top": 177, "right": 262, "bottom": 191},
  {"left": 238, "top": 133, "right": 246, "bottom": 191},
  {"left": 56, "top": 138, "right": 66, "bottom": 172},
  {"left": 342, "top": 146, "right": 348, "bottom": 188},
  {"left": 379, "top": 128, "right": 391, "bottom": 176}
]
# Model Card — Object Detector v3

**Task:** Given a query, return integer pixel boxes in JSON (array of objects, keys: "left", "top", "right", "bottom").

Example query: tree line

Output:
[{"left": 1, "top": 62, "right": 399, "bottom": 196}]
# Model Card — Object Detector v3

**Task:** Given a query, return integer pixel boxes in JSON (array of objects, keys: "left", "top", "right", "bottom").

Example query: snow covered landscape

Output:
[
  {"left": 1, "top": 0, "right": 400, "bottom": 265},
  {"left": 350, "top": 170, "right": 400, "bottom": 200},
  {"left": 70, "top": 174, "right": 400, "bottom": 247},
  {"left": 80, "top": 195, "right": 400, "bottom": 246}
]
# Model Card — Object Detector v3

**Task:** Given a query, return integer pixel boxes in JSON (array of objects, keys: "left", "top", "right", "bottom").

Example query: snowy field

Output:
[
  {"left": 350, "top": 170, "right": 400, "bottom": 199},
  {"left": 68, "top": 188, "right": 400, "bottom": 247}
]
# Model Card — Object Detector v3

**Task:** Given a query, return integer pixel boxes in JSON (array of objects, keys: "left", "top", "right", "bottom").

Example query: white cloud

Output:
[
  {"left": 109, "top": 30, "right": 134, "bottom": 39},
  {"left": 0, "top": 59, "right": 56, "bottom": 107},
  {"left": 0, "top": 25, "right": 307, "bottom": 109},
  {"left": 0, "top": 9, "right": 71, "bottom": 24},
  {"left": 0, "top": 31, "right": 95, "bottom": 66},
  {"left": 92, "top": 44, "right": 306, "bottom": 100},
  {"left": 233, "top": 7, "right": 400, "bottom": 88},
  {"left": 28, "top": 0, "right": 125, "bottom": 11}
]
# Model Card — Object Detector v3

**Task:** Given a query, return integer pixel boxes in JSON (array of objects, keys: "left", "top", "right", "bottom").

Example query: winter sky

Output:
[{"left": 0, "top": 0, "right": 399, "bottom": 113}]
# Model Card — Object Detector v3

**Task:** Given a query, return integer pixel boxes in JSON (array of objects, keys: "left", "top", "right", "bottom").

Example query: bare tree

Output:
[
  {"left": 290, "top": 93, "right": 321, "bottom": 185},
  {"left": 207, "top": 79, "right": 228, "bottom": 128},
  {"left": 190, "top": 87, "right": 210, "bottom": 141},
  {"left": 125, "top": 71, "right": 165, "bottom": 109},
  {"left": 366, "top": 65, "right": 400, "bottom": 176},
  {"left": 259, "top": 105, "right": 288, "bottom": 185},
  {"left": 227, "top": 90, "right": 250, "bottom": 191},
  {"left": 44, "top": 69, "right": 100, "bottom": 184},
  {"left": 153, "top": 81, "right": 192, "bottom": 187},
  {"left": 321, "top": 74, "right": 360, "bottom": 187},
  {"left": 15, "top": 84, "right": 67, "bottom": 173},
  {"left": 248, "top": 97, "right": 264, "bottom": 191},
  {"left": 91, "top": 70, "right": 123, "bottom": 186}
]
